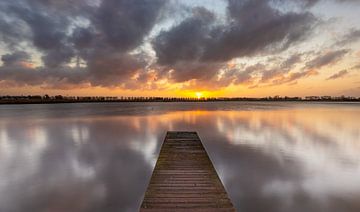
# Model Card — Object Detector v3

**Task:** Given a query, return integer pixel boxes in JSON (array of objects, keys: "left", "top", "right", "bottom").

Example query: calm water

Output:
[{"left": 0, "top": 102, "right": 360, "bottom": 212}]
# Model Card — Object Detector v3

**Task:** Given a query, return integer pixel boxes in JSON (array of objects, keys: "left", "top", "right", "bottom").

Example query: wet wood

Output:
[{"left": 140, "top": 131, "right": 235, "bottom": 212}]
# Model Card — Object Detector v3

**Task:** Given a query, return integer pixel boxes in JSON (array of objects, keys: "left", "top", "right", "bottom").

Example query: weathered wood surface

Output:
[{"left": 140, "top": 131, "right": 235, "bottom": 212}]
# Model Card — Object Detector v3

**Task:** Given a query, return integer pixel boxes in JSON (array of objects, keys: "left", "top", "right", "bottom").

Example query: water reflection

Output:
[{"left": 0, "top": 103, "right": 360, "bottom": 212}]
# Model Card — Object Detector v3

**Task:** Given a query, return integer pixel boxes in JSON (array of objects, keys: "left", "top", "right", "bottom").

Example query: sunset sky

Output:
[{"left": 0, "top": 0, "right": 360, "bottom": 98}]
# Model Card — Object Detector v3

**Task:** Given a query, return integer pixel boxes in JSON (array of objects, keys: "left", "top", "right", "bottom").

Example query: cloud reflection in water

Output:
[{"left": 0, "top": 103, "right": 359, "bottom": 212}]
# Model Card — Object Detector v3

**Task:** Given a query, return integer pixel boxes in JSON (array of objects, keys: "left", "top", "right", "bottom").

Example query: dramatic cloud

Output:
[
  {"left": 220, "top": 63, "right": 265, "bottom": 87},
  {"left": 1, "top": 51, "right": 30, "bottom": 66},
  {"left": 260, "top": 53, "right": 303, "bottom": 83},
  {"left": 0, "top": 0, "right": 166, "bottom": 89},
  {"left": 305, "top": 49, "right": 349, "bottom": 70},
  {"left": 0, "top": 0, "right": 358, "bottom": 92},
  {"left": 154, "top": 0, "right": 316, "bottom": 65},
  {"left": 202, "top": 0, "right": 316, "bottom": 61},
  {"left": 263, "top": 69, "right": 318, "bottom": 86},
  {"left": 327, "top": 69, "right": 348, "bottom": 80},
  {"left": 94, "top": 0, "right": 166, "bottom": 51},
  {"left": 153, "top": 0, "right": 317, "bottom": 86},
  {"left": 335, "top": 29, "right": 360, "bottom": 46},
  {"left": 153, "top": 7, "right": 215, "bottom": 66},
  {"left": 278, "top": 0, "right": 360, "bottom": 8}
]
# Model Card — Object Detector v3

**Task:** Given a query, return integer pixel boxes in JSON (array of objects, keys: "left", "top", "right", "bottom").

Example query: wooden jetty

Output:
[{"left": 140, "top": 131, "right": 235, "bottom": 212}]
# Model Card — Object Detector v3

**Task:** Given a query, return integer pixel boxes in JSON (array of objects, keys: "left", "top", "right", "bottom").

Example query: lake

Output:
[{"left": 0, "top": 102, "right": 359, "bottom": 212}]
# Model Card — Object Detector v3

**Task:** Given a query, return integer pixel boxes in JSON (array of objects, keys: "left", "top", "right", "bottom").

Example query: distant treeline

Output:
[{"left": 0, "top": 95, "right": 359, "bottom": 104}]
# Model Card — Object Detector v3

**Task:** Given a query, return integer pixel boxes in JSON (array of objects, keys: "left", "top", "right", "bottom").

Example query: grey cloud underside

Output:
[
  {"left": 153, "top": 0, "right": 317, "bottom": 84},
  {"left": 327, "top": 69, "right": 348, "bottom": 80},
  {"left": 0, "top": 52, "right": 147, "bottom": 89},
  {"left": 250, "top": 48, "right": 349, "bottom": 87},
  {"left": 285, "top": 0, "right": 360, "bottom": 7},
  {"left": 155, "top": 3, "right": 315, "bottom": 63},
  {"left": 305, "top": 49, "right": 349, "bottom": 70},
  {"left": 335, "top": 29, "right": 360, "bottom": 46},
  {"left": 1, "top": 51, "right": 30, "bottom": 66},
  {"left": 260, "top": 54, "right": 303, "bottom": 83},
  {"left": 0, "top": 0, "right": 165, "bottom": 88},
  {"left": 0, "top": 0, "right": 354, "bottom": 89}
]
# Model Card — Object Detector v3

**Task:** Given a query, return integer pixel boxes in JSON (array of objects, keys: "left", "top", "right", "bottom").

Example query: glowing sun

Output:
[{"left": 195, "top": 92, "right": 203, "bottom": 99}]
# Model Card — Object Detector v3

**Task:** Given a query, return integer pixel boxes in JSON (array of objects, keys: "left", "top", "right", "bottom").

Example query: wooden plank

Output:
[{"left": 140, "top": 131, "right": 235, "bottom": 211}]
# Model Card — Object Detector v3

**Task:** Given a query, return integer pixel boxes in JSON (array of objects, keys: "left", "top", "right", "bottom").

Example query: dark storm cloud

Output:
[
  {"left": 42, "top": 47, "right": 75, "bottom": 68},
  {"left": 283, "top": 0, "right": 360, "bottom": 8},
  {"left": 70, "top": 27, "right": 95, "bottom": 50},
  {"left": 0, "top": 0, "right": 355, "bottom": 90},
  {"left": 2, "top": 0, "right": 81, "bottom": 67},
  {"left": 152, "top": 0, "right": 317, "bottom": 85},
  {"left": 151, "top": 7, "right": 223, "bottom": 84},
  {"left": 1, "top": 51, "right": 30, "bottom": 66},
  {"left": 94, "top": 0, "right": 166, "bottom": 51},
  {"left": 0, "top": 13, "right": 30, "bottom": 49},
  {"left": 275, "top": 0, "right": 322, "bottom": 8},
  {"left": 0, "top": 54, "right": 146, "bottom": 89},
  {"left": 153, "top": 7, "right": 215, "bottom": 66},
  {"left": 327, "top": 69, "right": 348, "bottom": 80},
  {"left": 0, "top": 0, "right": 167, "bottom": 88},
  {"left": 202, "top": 0, "right": 316, "bottom": 61},
  {"left": 0, "top": 64, "right": 87, "bottom": 87},
  {"left": 300, "top": 0, "right": 321, "bottom": 7},
  {"left": 86, "top": 51, "right": 147, "bottom": 87},
  {"left": 168, "top": 61, "right": 223, "bottom": 83},
  {"left": 305, "top": 49, "right": 349, "bottom": 70},
  {"left": 154, "top": 0, "right": 316, "bottom": 64}
]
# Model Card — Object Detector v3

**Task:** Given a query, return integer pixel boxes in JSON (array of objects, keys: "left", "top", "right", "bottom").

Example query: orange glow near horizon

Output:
[
  {"left": 0, "top": 51, "right": 359, "bottom": 97},
  {"left": 0, "top": 68, "right": 359, "bottom": 97},
  {"left": 192, "top": 91, "right": 218, "bottom": 99}
]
